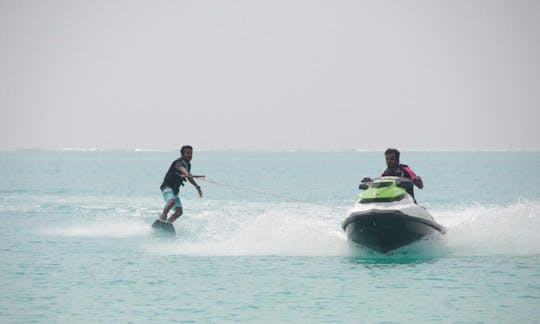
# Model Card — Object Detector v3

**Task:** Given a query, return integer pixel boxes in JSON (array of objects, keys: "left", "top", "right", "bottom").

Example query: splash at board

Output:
[{"left": 152, "top": 220, "right": 176, "bottom": 236}]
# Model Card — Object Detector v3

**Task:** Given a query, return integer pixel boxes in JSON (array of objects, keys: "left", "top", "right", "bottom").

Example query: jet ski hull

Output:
[{"left": 342, "top": 210, "right": 445, "bottom": 253}]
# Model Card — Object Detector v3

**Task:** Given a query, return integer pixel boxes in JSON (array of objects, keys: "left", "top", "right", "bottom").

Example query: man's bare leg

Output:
[
  {"left": 160, "top": 200, "right": 175, "bottom": 221},
  {"left": 167, "top": 207, "right": 183, "bottom": 223}
]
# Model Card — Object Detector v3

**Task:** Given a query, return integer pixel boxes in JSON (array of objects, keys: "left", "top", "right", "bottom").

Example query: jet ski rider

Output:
[{"left": 362, "top": 148, "right": 424, "bottom": 199}]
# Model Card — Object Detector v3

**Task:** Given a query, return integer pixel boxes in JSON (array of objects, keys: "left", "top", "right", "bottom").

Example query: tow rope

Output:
[{"left": 196, "top": 176, "right": 347, "bottom": 212}]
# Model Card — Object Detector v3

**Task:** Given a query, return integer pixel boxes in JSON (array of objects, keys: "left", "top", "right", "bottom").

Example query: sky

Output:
[{"left": 1, "top": 0, "right": 539, "bottom": 151}]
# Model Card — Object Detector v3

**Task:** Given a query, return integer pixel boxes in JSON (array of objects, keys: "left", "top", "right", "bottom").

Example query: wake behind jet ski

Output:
[{"left": 342, "top": 177, "right": 445, "bottom": 253}]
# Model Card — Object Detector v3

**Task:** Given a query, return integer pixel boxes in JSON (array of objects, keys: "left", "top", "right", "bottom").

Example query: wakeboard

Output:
[{"left": 152, "top": 219, "right": 176, "bottom": 236}]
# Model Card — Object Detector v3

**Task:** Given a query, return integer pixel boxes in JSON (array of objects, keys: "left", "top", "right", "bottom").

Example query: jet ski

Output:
[{"left": 342, "top": 177, "right": 445, "bottom": 253}]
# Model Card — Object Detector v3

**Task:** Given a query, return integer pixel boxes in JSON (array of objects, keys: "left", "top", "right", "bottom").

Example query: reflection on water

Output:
[{"left": 345, "top": 237, "right": 450, "bottom": 265}]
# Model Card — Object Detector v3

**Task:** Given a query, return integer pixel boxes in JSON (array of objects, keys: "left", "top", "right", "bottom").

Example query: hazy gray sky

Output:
[{"left": 1, "top": 0, "right": 539, "bottom": 150}]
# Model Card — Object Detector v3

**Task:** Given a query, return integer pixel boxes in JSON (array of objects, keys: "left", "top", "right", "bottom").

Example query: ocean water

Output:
[{"left": 1, "top": 150, "right": 539, "bottom": 323}]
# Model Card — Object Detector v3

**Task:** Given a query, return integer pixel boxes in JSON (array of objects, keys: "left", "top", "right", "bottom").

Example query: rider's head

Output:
[
  {"left": 180, "top": 145, "right": 193, "bottom": 160},
  {"left": 384, "top": 148, "right": 400, "bottom": 168}
]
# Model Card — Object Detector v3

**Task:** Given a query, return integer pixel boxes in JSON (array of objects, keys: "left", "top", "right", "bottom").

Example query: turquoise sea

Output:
[{"left": 1, "top": 150, "right": 539, "bottom": 323}]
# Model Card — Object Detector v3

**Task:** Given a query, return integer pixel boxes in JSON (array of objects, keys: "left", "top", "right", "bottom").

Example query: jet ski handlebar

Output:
[
  {"left": 395, "top": 178, "right": 413, "bottom": 191},
  {"left": 358, "top": 177, "right": 413, "bottom": 191},
  {"left": 358, "top": 183, "right": 369, "bottom": 190}
]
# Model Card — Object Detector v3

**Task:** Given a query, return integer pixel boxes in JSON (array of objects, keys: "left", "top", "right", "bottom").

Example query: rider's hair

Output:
[
  {"left": 180, "top": 145, "right": 193, "bottom": 154},
  {"left": 384, "top": 148, "right": 400, "bottom": 161}
]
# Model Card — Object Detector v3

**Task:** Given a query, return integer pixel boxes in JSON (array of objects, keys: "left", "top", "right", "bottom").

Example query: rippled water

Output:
[{"left": 1, "top": 150, "right": 539, "bottom": 322}]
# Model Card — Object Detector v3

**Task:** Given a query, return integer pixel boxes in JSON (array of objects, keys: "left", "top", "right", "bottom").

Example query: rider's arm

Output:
[
  {"left": 402, "top": 166, "right": 423, "bottom": 189},
  {"left": 413, "top": 176, "right": 423, "bottom": 189},
  {"left": 178, "top": 164, "right": 202, "bottom": 197}
]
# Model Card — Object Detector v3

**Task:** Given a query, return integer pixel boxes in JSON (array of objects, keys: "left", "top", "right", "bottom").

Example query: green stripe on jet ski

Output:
[{"left": 359, "top": 178, "right": 408, "bottom": 202}]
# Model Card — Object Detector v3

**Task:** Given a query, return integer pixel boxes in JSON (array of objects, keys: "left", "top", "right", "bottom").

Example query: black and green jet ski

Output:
[{"left": 342, "top": 177, "right": 446, "bottom": 253}]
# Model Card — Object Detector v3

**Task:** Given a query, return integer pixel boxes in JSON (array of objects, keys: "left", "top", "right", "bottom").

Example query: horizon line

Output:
[{"left": 1, "top": 147, "right": 539, "bottom": 153}]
